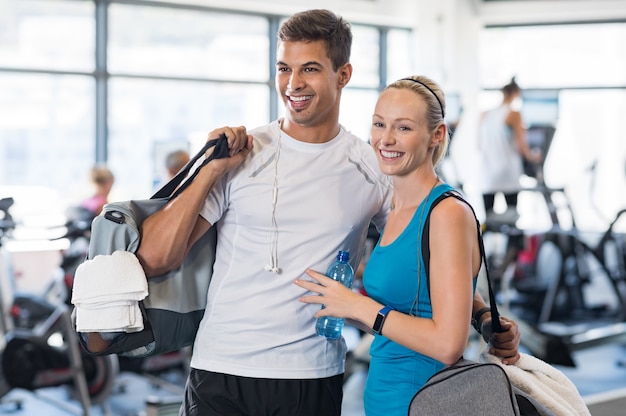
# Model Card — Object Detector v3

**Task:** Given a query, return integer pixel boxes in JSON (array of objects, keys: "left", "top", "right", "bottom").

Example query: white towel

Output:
[
  {"left": 72, "top": 250, "right": 149, "bottom": 333},
  {"left": 481, "top": 350, "right": 591, "bottom": 416},
  {"left": 76, "top": 301, "right": 144, "bottom": 333}
]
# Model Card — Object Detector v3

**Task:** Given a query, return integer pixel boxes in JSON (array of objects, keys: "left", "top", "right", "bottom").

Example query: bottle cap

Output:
[{"left": 337, "top": 250, "right": 349, "bottom": 262}]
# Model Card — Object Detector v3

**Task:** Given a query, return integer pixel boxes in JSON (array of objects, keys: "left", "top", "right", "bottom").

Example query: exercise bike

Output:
[
  {"left": 0, "top": 197, "right": 119, "bottom": 414},
  {"left": 483, "top": 164, "right": 626, "bottom": 366}
]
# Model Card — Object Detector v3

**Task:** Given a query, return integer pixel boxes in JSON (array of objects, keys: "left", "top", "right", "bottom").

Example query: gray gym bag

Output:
[
  {"left": 409, "top": 358, "right": 521, "bottom": 416},
  {"left": 75, "top": 135, "right": 228, "bottom": 357}
]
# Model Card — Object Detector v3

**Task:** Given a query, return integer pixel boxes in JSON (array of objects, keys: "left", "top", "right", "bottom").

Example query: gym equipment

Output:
[{"left": 0, "top": 197, "right": 118, "bottom": 414}]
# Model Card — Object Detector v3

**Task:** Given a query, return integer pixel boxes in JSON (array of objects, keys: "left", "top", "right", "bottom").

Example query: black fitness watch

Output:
[
  {"left": 471, "top": 307, "right": 491, "bottom": 334},
  {"left": 372, "top": 305, "right": 394, "bottom": 335}
]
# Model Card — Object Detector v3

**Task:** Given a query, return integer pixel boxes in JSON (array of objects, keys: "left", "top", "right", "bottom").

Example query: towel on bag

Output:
[
  {"left": 481, "top": 350, "right": 591, "bottom": 416},
  {"left": 75, "top": 301, "right": 144, "bottom": 332},
  {"left": 72, "top": 250, "right": 149, "bottom": 333}
]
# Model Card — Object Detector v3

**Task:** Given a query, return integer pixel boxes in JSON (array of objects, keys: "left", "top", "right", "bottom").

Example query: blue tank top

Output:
[{"left": 362, "top": 183, "right": 477, "bottom": 416}]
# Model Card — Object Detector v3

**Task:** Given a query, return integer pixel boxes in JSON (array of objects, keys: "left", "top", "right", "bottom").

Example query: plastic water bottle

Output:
[{"left": 316, "top": 250, "right": 354, "bottom": 339}]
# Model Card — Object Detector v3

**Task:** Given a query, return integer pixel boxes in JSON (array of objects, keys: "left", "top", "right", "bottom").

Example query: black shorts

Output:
[{"left": 179, "top": 369, "right": 343, "bottom": 416}]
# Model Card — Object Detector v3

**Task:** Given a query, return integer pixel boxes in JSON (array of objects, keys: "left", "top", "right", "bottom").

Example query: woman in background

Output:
[{"left": 80, "top": 165, "right": 114, "bottom": 217}]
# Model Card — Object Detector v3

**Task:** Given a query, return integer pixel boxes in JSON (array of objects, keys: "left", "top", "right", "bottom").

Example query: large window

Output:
[
  {"left": 480, "top": 23, "right": 626, "bottom": 89},
  {"left": 0, "top": 0, "right": 413, "bottom": 226},
  {"left": 0, "top": 0, "right": 95, "bottom": 222},
  {"left": 477, "top": 23, "right": 626, "bottom": 231},
  {"left": 343, "top": 27, "right": 416, "bottom": 142},
  {"left": 0, "top": 0, "right": 95, "bottom": 71},
  {"left": 0, "top": 73, "right": 95, "bottom": 192},
  {"left": 108, "top": 4, "right": 269, "bottom": 81},
  {"left": 386, "top": 28, "right": 416, "bottom": 83},
  {"left": 107, "top": 4, "right": 271, "bottom": 196},
  {"left": 109, "top": 78, "right": 269, "bottom": 196}
]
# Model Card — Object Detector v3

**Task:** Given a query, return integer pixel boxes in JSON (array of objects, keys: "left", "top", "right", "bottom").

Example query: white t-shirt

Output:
[{"left": 193, "top": 120, "right": 392, "bottom": 379}]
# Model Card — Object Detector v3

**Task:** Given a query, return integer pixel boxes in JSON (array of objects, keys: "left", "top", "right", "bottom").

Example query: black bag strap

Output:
[
  {"left": 421, "top": 190, "right": 502, "bottom": 333},
  {"left": 151, "top": 133, "right": 231, "bottom": 200}
]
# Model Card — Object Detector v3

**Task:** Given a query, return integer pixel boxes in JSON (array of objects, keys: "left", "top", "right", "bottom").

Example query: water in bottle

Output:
[{"left": 316, "top": 250, "right": 354, "bottom": 339}]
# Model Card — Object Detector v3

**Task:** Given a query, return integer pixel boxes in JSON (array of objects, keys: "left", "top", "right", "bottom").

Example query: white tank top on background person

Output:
[{"left": 479, "top": 104, "right": 524, "bottom": 194}]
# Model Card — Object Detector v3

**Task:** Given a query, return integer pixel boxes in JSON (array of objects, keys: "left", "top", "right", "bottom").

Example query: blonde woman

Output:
[{"left": 296, "top": 76, "right": 507, "bottom": 415}]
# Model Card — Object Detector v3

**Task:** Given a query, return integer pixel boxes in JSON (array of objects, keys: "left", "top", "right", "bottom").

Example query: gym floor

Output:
[{"left": 1, "top": 329, "right": 625, "bottom": 415}]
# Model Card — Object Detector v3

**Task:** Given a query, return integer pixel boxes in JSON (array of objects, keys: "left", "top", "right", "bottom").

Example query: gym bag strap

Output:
[
  {"left": 421, "top": 190, "right": 502, "bottom": 333},
  {"left": 75, "top": 134, "right": 230, "bottom": 357},
  {"left": 409, "top": 190, "right": 551, "bottom": 416}
]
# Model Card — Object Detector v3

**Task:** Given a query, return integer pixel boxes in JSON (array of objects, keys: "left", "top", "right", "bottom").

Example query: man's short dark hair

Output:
[{"left": 277, "top": 9, "right": 352, "bottom": 71}]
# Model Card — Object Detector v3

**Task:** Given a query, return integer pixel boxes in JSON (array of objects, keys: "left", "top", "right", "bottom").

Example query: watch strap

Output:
[
  {"left": 372, "top": 305, "right": 394, "bottom": 335},
  {"left": 471, "top": 307, "right": 491, "bottom": 334}
]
